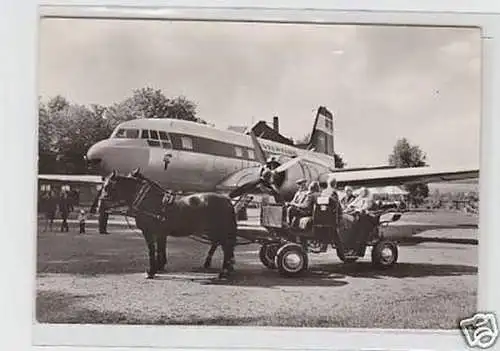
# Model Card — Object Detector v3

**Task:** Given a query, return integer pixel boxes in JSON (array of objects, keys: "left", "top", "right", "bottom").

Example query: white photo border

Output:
[{"left": 1, "top": 1, "right": 499, "bottom": 351}]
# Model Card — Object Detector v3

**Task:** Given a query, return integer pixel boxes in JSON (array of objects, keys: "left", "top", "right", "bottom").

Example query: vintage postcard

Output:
[{"left": 36, "top": 17, "right": 481, "bottom": 334}]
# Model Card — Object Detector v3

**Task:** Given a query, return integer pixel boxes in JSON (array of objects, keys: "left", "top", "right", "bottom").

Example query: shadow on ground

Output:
[
  {"left": 312, "top": 262, "right": 477, "bottom": 279},
  {"left": 183, "top": 261, "right": 478, "bottom": 287},
  {"left": 36, "top": 291, "right": 116, "bottom": 324}
]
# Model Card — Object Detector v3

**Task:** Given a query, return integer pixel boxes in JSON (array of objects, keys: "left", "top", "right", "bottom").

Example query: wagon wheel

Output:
[
  {"left": 259, "top": 243, "right": 279, "bottom": 269},
  {"left": 275, "top": 243, "right": 309, "bottom": 277},
  {"left": 371, "top": 240, "right": 398, "bottom": 268}
]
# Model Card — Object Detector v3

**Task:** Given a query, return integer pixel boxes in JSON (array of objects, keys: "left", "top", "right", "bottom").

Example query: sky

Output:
[{"left": 38, "top": 18, "right": 481, "bottom": 168}]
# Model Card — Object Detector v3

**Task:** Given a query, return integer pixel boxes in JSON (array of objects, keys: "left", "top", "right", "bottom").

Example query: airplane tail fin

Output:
[{"left": 306, "top": 106, "right": 335, "bottom": 156}]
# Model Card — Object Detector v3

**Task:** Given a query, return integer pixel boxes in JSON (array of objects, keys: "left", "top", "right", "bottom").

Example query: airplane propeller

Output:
[{"left": 229, "top": 131, "right": 325, "bottom": 200}]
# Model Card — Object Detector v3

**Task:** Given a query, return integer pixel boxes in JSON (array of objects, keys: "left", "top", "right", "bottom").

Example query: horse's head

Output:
[{"left": 99, "top": 170, "right": 144, "bottom": 210}]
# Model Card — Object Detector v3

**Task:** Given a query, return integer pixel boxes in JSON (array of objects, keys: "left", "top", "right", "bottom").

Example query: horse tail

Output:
[
  {"left": 228, "top": 201, "right": 238, "bottom": 245},
  {"left": 225, "top": 199, "right": 238, "bottom": 263}
]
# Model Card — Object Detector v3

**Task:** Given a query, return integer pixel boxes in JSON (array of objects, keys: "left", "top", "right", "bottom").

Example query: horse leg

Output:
[
  {"left": 204, "top": 242, "right": 218, "bottom": 269},
  {"left": 156, "top": 235, "right": 167, "bottom": 272},
  {"left": 143, "top": 230, "right": 158, "bottom": 279},
  {"left": 219, "top": 235, "right": 236, "bottom": 279}
]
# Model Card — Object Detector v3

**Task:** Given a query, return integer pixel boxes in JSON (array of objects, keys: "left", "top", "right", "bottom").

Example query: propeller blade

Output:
[
  {"left": 229, "top": 179, "right": 262, "bottom": 198},
  {"left": 308, "top": 152, "right": 336, "bottom": 171},
  {"left": 249, "top": 131, "right": 268, "bottom": 164},
  {"left": 274, "top": 156, "right": 305, "bottom": 173}
]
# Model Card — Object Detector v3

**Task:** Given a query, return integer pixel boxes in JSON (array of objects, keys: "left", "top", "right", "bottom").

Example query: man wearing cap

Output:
[{"left": 285, "top": 178, "right": 308, "bottom": 224}]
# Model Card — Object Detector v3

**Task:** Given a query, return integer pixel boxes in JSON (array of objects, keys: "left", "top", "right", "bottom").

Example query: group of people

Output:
[
  {"left": 284, "top": 175, "right": 376, "bottom": 252},
  {"left": 285, "top": 176, "right": 375, "bottom": 224},
  {"left": 39, "top": 188, "right": 89, "bottom": 234}
]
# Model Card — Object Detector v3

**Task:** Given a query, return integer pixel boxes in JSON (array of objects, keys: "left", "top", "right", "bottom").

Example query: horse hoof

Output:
[
  {"left": 145, "top": 272, "right": 155, "bottom": 279},
  {"left": 218, "top": 270, "right": 232, "bottom": 280},
  {"left": 203, "top": 262, "right": 211, "bottom": 269}
]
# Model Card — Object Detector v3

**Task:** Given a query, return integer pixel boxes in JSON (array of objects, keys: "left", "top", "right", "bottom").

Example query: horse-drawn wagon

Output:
[
  {"left": 99, "top": 170, "right": 402, "bottom": 279},
  {"left": 253, "top": 195, "right": 403, "bottom": 277}
]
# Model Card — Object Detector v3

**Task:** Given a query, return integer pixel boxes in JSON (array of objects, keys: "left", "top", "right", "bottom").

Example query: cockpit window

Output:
[
  {"left": 150, "top": 130, "right": 159, "bottom": 140},
  {"left": 114, "top": 128, "right": 140, "bottom": 139},
  {"left": 141, "top": 129, "right": 149, "bottom": 139},
  {"left": 158, "top": 131, "right": 169, "bottom": 141}
]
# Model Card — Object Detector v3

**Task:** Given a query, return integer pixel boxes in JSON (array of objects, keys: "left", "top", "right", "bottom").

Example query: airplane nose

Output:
[{"left": 86, "top": 140, "right": 107, "bottom": 172}]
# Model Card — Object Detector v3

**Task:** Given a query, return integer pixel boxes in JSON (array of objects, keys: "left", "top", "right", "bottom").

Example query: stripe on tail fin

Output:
[{"left": 309, "top": 106, "right": 334, "bottom": 156}]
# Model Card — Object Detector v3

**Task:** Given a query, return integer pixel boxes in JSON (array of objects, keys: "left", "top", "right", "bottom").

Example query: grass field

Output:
[{"left": 36, "top": 210, "right": 478, "bottom": 329}]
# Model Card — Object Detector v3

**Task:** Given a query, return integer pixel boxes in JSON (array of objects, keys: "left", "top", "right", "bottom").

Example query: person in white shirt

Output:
[{"left": 346, "top": 187, "right": 375, "bottom": 213}]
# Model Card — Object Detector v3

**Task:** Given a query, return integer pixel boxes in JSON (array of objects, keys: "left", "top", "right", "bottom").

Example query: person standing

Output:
[
  {"left": 77, "top": 209, "right": 87, "bottom": 234},
  {"left": 98, "top": 207, "right": 109, "bottom": 234},
  {"left": 90, "top": 185, "right": 109, "bottom": 234},
  {"left": 41, "top": 190, "right": 57, "bottom": 232},
  {"left": 318, "top": 175, "right": 342, "bottom": 252},
  {"left": 58, "top": 190, "right": 70, "bottom": 232}
]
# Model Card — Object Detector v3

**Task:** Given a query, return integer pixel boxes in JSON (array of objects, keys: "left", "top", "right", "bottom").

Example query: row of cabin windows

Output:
[
  {"left": 114, "top": 128, "right": 174, "bottom": 149},
  {"left": 114, "top": 127, "right": 255, "bottom": 159},
  {"left": 234, "top": 146, "right": 255, "bottom": 160}
]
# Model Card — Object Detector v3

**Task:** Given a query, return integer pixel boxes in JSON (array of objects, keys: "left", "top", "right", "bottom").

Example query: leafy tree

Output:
[
  {"left": 38, "top": 98, "right": 113, "bottom": 174},
  {"left": 38, "top": 87, "right": 204, "bottom": 174},
  {"left": 105, "top": 87, "right": 204, "bottom": 128},
  {"left": 388, "top": 137, "right": 427, "bottom": 168},
  {"left": 46, "top": 95, "right": 70, "bottom": 114},
  {"left": 388, "top": 138, "right": 429, "bottom": 206},
  {"left": 38, "top": 99, "right": 58, "bottom": 173},
  {"left": 52, "top": 104, "right": 113, "bottom": 174}
]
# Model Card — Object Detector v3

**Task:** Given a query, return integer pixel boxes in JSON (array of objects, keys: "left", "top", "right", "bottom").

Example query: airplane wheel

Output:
[
  {"left": 275, "top": 243, "right": 308, "bottom": 277},
  {"left": 371, "top": 240, "right": 398, "bottom": 268},
  {"left": 259, "top": 243, "right": 279, "bottom": 269}
]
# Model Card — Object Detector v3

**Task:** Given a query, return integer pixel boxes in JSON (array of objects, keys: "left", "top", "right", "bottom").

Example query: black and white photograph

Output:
[{"left": 36, "top": 17, "right": 481, "bottom": 330}]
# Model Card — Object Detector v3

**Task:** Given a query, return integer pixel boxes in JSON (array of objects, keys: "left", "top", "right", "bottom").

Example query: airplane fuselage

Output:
[{"left": 86, "top": 118, "right": 334, "bottom": 197}]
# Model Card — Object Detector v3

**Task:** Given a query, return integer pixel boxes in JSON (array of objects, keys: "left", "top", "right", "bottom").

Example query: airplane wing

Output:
[
  {"left": 323, "top": 166, "right": 479, "bottom": 188},
  {"left": 38, "top": 174, "right": 103, "bottom": 185},
  {"left": 216, "top": 162, "right": 479, "bottom": 192}
]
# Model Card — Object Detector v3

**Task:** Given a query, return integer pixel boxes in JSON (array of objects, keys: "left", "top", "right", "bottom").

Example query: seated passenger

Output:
[
  {"left": 345, "top": 187, "right": 375, "bottom": 214},
  {"left": 340, "top": 186, "right": 357, "bottom": 209},
  {"left": 288, "top": 181, "right": 320, "bottom": 227},
  {"left": 285, "top": 178, "right": 308, "bottom": 222}
]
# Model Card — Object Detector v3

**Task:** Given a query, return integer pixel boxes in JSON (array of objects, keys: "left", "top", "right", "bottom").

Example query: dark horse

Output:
[{"left": 99, "top": 170, "right": 237, "bottom": 279}]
